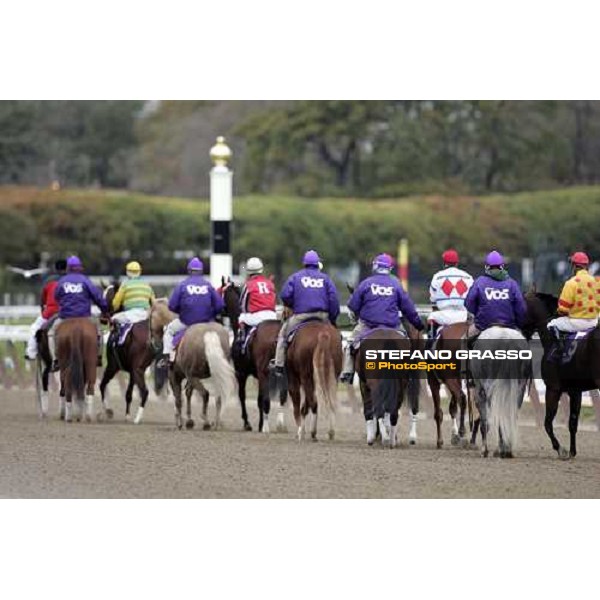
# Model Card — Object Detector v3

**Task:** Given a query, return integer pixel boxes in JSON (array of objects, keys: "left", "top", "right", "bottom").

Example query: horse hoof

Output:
[
  {"left": 96, "top": 411, "right": 105, "bottom": 423},
  {"left": 437, "top": 440, "right": 443, "bottom": 449},
  {"left": 243, "top": 422, "right": 252, "bottom": 432},
  {"left": 125, "top": 414, "right": 131, "bottom": 422},
  {"left": 276, "top": 424, "right": 288, "bottom": 433},
  {"left": 409, "top": 439, "right": 416, "bottom": 446},
  {"left": 469, "top": 442, "right": 478, "bottom": 450},
  {"left": 203, "top": 422, "right": 211, "bottom": 431},
  {"left": 451, "top": 433, "right": 460, "bottom": 446},
  {"left": 502, "top": 452, "right": 514, "bottom": 459},
  {"left": 481, "top": 449, "right": 489, "bottom": 458},
  {"left": 328, "top": 430, "right": 335, "bottom": 441},
  {"left": 493, "top": 449, "right": 502, "bottom": 458},
  {"left": 570, "top": 450, "right": 577, "bottom": 458},
  {"left": 185, "top": 419, "right": 194, "bottom": 430},
  {"left": 105, "top": 408, "right": 114, "bottom": 420},
  {"left": 558, "top": 447, "right": 569, "bottom": 460}
]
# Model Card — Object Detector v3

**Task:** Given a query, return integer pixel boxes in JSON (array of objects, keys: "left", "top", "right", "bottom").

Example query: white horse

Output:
[{"left": 471, "top": 327, "right": 532, "bottom": 457}]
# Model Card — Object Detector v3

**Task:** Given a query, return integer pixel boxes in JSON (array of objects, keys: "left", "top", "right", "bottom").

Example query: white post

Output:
[{"left": 209, "top": 136, "right": 233, "bottom": 287}]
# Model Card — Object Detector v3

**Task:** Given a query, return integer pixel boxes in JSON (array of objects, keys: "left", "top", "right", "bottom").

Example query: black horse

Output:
[
  {"left": 523, "top": 291, "right": 600, "bottom": 458},
  {"left": 221, "top": 278, "right": 288, "bottom": 432}
]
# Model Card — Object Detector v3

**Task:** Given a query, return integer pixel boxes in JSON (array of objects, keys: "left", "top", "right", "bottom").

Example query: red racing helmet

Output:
[
  {"left": 570, "top": 251, "right": 590, "bottom": 266},
  {"left": 442, "top": 249, "right": 459, "bottom": 265}
]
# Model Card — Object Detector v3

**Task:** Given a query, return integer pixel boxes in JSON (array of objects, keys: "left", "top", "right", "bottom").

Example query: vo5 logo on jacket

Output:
[
  {"left": 370, "top": 284, "right": 394, "bottom": 296},
  {"left": 63, "top": 283, "right": 84, "bottom": 293},
  {"left": 301, "top": 277, "right": 324, "bottom": 288},
  {"left": 484, "top": 287, "right": 509, "bottom": 300},
  {"left": 186, "top": 284, "right": 208, "bottom": 295}
]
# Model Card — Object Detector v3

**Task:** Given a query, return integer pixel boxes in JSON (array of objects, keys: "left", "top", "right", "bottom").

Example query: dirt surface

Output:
[{"left": 1, "top": 389, "right": 599, "bottom": 498}]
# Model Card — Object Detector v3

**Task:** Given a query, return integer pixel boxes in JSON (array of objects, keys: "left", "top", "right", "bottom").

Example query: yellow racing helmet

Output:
[{"left": 126, "top": 261, "right": 142, "bottom": 276}]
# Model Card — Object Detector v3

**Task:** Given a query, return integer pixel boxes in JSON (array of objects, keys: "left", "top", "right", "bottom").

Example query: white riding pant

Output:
[
  {"left": 427, "top": 307, "right": 468, "bottom": 326},
  {"left": 27, "top": 315, "right": 48, "bottom": 358},
  {"left": 547, "top": 316, "right": 598, "bottom": 333},
  {"left": 239, "top": 310, "right": 277, "bottom": 328},
  {"left": 112, "top": 308, "right": 149, "bottom": 326},
  {"left": 163, "top": 318, "right": 187, "bottom": 356}
]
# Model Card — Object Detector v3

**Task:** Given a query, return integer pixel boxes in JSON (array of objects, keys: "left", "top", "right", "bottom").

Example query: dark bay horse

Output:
[
  {"left": 285, "top": 321, "right": 342, "bottom": 441},
  {"left": 221, "top": 280, "right": 288, "bottom": 433},
  {"left": 523, "top": 292, "right": 600, "bottom": 458},
  {"left": 56, "top": 318, "right": 98, "bottom": 422},
  {"left": 427, "top": 322, "right": 472, "bottom": 448},
  {"left": 355, "top": 328, "right": 421, "bottom": 447},
  {"left": 99, "top": 287, "right": 171, "bottom": 423}
]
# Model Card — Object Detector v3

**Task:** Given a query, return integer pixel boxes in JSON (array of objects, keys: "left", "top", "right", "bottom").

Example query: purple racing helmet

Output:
[
  {"left": 372, "top": 253, "right": 393, "bottom": 271},
  {"left": 303, "top": 250, "right": 321, "bottom": 266},
  {"left": 187, "top": 257, "right": 204, "bottom": 272},
  {"left": 485, "top": 250, "right": 505, "bottom": 267},
  {"left": 66, "top": 255, "right": 83, "bottom": 271}
]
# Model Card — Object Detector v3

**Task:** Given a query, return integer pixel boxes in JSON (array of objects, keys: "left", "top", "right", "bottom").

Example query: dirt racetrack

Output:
[{"left": 1, "top": 388, "right": 599, "bottom": 498}]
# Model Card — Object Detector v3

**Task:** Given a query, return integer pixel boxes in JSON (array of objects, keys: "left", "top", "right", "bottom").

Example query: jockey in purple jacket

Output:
[
  {"left": 162, "top": 257, "right": 224, "bottom": 365},
  {"left": 340, "top": 253, "right": 424, "bottom": 383},
  {"left": 273, "top": 250, "right": 340, "bottom": 375},
  {"left": 464, "top": 250, "right": 527, "bottom": 338},
  {"left": 49, "top": 255, "right": 108, "bottom": 370}
]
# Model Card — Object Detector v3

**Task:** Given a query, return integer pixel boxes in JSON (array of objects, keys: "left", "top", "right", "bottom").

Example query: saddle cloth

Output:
[
  {"left": 116, "top": 322, "right": 135, "bottom": 345},
  {"left": 173, "top": 328, "right": 187, "bottom": 349},
  {"left": 286, "top": 317, "right": 326, "bottom": 344},
  {"left": 550, "top": 329, "right": 595, "bottom": 365}
]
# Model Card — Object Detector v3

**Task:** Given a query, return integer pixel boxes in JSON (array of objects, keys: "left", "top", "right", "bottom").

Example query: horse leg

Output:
[
  {"left": 470, "top": 418, "right": 480, "bottom": 447},
  {"left": 477, "top": 387, "right": 489, "bottom": 458},
  {"left": 185, "top": 384, "right": 195, "bottom": 430},
  {"left": 133, "top": 367, "right": 149, "bottom": 425},
  {"left": 99, "top": 360, "right": 118, "bottom": 421},
  {"left": 448, "top": 386, "right": 460, "bottom": 446},
  {"left": 258, "top": 373, "right": 271, "bottom": 434},
  {"left": 360, "top": 380, "right": 376, "bottom": 445},
  {"left": 304, "top": 377, "right": 317, "bottom": 441},
  {"left": 170, "top": 371, "right": 184, "bottom": 430},
  {"left": 59, "top": 373, "right": 66, "bottom": 420},
  {"left": 568, "top": 390, "right": 582, "bottom": 458},
  {"left": 408, "top": 376, "right": 419, "bottom": 445},
  {"left": 215, "top": 394, "right": 222, "bottom": 430},
  {"left": 237, "top": 372, "right": 252, "bottom": 431},
  {"left": 124, "top": 376, "right": 135, "bottom": 422},
  {"left": 388, "top": 381, "right": 402, "bottom": 449},
  {"left": 428, "top": 374, "right": 444, "bottom": 449},
  {"left": 201, "top": 387, "right": 211, "bottom": 430},
  {"left": 84, "top": 372, "right": 96, "bottom": 424},
  {"left": 289, "top": 377, "right": 303, "bottom": 441},
  {"left": 544, "top": 388, "right": 568, "bottom": 459},
  {"left": 458, "top": 389, "right": 467, "bottom": 441}
]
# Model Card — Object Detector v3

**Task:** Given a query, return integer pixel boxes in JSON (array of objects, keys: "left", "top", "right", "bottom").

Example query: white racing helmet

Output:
[{"left": 246, "top": 257, "right": 264, "bottom": 274}]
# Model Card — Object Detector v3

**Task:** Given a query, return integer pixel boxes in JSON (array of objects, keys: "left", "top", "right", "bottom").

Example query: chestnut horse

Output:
[
  {"left": 427, "top": 322, "right": 472, "bottom": 448},
  {"left": 56, "top": 318, "right": 98, "bottom": 422},
  {"left": 285, "top": 321, "right": 342, "bottom": 441},
  {"left": 221, "top": 280, "right": 288, "bottom": 433}
]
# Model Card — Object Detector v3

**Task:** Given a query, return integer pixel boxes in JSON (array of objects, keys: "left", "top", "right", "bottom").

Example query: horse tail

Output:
[
  {"left": 70, "top": 326, "right": 85, "bottom": 400},
  {"left": 312, "top": 330, "right": 337, "bottom": 415},
  {"left": 372, "top": 377, "right": 399, "bottom": 420},
  {"left": 488, "top": 378, "right": 521, "bottom": 450},
  {"left": 203, "top": 331, "right": 237, "bottom": 404}
]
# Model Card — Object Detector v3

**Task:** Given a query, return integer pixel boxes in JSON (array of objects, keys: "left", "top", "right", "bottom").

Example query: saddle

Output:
[{"left": 173, "top": 328, "right": 187, "bottom": 349}]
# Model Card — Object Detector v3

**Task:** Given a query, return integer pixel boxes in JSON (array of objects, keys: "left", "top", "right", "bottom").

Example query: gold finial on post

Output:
[{"left": 209, "top": 136, "right": 232, "bottom": 168}]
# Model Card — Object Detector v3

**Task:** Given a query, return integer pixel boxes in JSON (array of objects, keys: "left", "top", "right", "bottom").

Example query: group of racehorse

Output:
[{"left": 32, "top": 281, "right": 598, "bottom": 460}]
